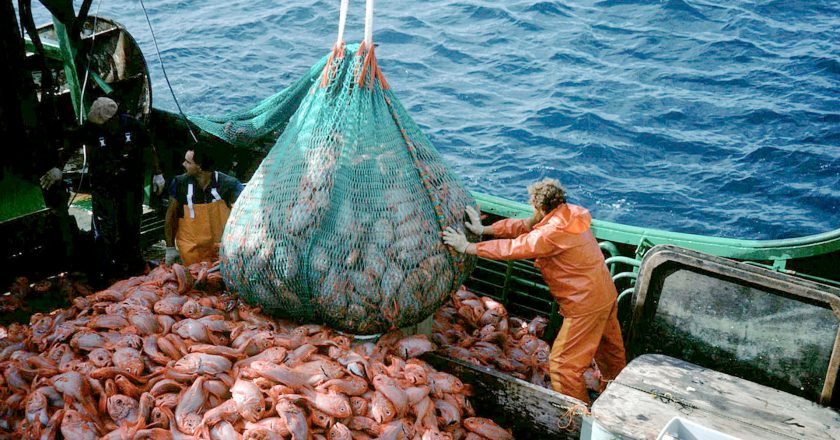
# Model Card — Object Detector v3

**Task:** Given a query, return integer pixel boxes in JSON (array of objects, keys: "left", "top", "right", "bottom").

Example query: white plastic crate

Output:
[{"left": 656, "top": 417, "right": 741, "bottom": 440}]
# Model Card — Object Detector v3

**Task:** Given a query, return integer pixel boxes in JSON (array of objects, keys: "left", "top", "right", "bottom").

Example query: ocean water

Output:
[{"left": 33, "top": 0, "right": 840, "bottom": 239}]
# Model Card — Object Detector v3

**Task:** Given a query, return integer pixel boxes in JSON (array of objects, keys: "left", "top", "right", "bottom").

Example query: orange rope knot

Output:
[
  {"left": 356, "top": 42, "right": 390, "bottom": 90},
  {"left": 319, "top": 42, "right": 347, "bottom": 88},
  {"left": 557, "top": 403, "right": 590, "bottom": 431}
]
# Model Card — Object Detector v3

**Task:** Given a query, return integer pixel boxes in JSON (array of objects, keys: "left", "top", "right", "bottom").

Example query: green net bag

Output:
[
  {"left": 187, "top": 57, "right": 328, "bottom": 151},
  {"left": 220, "top": 3, "right": 477, "bottom": 334}
]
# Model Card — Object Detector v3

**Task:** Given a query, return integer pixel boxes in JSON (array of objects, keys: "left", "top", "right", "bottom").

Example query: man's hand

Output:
[
  {"left": 443, "top": 227, "right": 469, "bottom": 253},
  {"left": 153, "top": 174, "right": 166, "bottom": 195},
  {"left": 464, "top": 206, "right": 484, "bottom": 235},
  {"left": 40, "top": 167, "right": 63, "bottom": 190},
  {"left": 165, "top": 247, "right": 180, "bottom": 266}
]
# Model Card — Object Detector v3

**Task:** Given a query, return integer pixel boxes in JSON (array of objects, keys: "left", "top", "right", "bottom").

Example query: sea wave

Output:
[{"left": 32, "top": 0, "right": 840, "bottom": 239}]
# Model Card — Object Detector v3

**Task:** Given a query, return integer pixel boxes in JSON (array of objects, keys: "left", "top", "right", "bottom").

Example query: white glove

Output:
[
  {"left": 465, "top": 206, "right": 484, "bottom": 235},
  {"left": 443, "top": 227, "right": 469, "bottom": 253},
  {"left": 153, "top": 174, "right": 166, "bottom": 195},
  {"left": 165, "top": 247, "right": 180, "bottom": 266},
  {"left": 40, "top": 167, "right": 63, "bottom": 190}
]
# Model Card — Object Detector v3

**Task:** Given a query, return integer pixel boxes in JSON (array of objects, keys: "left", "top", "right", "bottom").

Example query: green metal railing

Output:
[{"left": 473, "top": 191, "right": 840, "bottom": 264}]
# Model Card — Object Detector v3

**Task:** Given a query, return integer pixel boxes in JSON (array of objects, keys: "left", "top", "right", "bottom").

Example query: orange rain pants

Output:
[
  {"left": 475, "top": 203, "right": 626, "bottom": 402},
  {"left": 176, "top": 199, "right": 231, "bottom": 266},
  {"left": 549, "top": 301, "right": 625, "bottom": 402}
]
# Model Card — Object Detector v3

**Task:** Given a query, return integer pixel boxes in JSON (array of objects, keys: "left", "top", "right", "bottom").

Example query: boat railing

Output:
[{"left": 473, "top": 191, "right": 840, "bottom": 290}]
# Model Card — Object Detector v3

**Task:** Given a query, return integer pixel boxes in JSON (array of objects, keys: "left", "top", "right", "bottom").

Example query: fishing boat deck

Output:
[{"left": 591, "top": 354, "right": 840, "bottom": 440}]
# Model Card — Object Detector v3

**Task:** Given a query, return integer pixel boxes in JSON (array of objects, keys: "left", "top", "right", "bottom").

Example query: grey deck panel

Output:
[{"left": 591, "top": 354, "right": 840, "bottom": 440}]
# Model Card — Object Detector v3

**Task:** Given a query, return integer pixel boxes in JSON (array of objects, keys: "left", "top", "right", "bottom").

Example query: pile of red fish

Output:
[
  {"left": 0, "top": 263, "right": 514, "bottom": 439},
  {"left": 431, "top": 288, "right": 551, "bottom": 388},
  {"left": 1, "top": 274, "right": 92, "bottom": 313}
]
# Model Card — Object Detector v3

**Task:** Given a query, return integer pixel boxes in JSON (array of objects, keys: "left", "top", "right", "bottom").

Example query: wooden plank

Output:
[
  {"left": 591, "top": 354, "right": 840, "bottom": 440},
  {"left": 421, "top": 353, "right": 586, "bottom": 439}
]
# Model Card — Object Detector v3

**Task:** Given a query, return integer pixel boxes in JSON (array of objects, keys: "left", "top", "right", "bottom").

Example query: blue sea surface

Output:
[{"left": 35, "top": 0, "right": 840, "bottom": 239}]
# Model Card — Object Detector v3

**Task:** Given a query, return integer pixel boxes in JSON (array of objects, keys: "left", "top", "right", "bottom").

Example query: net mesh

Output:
[
  {"left": 187, "top": 57, "right": 328, "bottom": 151},
  {"left": 220, "top": 43, "right": 477, "bottom": 334}
]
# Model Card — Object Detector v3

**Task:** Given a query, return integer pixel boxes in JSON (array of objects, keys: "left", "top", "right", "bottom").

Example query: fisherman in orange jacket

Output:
[{"left": 443, "top": 178, "right": 626, "bottom": 403}]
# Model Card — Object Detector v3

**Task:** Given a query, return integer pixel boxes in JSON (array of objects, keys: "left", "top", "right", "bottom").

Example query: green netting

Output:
[
  {"left": 220, "top": 43, "right": 477, "bottom": 334},
  {"left": 187, "top": 56, "right": 328, "bottom": 150},
  {"left": 0, "top": 170, "right": 46, "bottom": 223}
]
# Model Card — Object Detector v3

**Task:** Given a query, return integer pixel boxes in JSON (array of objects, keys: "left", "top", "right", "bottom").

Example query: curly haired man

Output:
[{"left": 443, "top": 178, "right": 626, "bottom": 403}]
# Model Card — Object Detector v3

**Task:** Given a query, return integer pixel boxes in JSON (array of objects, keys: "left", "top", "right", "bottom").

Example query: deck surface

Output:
[{"left": 591, "top": 354, "right": 840, "bottom": 440}]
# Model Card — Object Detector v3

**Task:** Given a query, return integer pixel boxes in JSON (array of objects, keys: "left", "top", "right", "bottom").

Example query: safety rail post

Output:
[
  {"left": 617, "top": 287, "right": 635, "bottom": 305},
  {"left": 599, "top": 241, "right": 621, "bottom": 276},
  {"left": 612, "top": 272, "right": 638, "bottom": 283},
  {"left": 599, "top": 241, "right": 620, "bottom": 259},
  {"left": 501, "top": 261, "right": 514, "bottom": 306},
  {"left": 635, "top": 236, "right": 654, "bottom": 261},
  {"left": 546, "top": 301, "right": 561, "bottom": 342},
  {"left": 605, "top": 255, "right": 640, "bottom": 272}
]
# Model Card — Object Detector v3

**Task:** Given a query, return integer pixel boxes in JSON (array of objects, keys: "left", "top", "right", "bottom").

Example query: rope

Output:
[
  {"left": 319, "top": 0, "right": 349, "bottom": 88},
  {"left": 336, "top": 0, "right": 348, "bottom": 47},
  {"left": 138, "top": 0, "right": 198, "bottom": 143},
  {"left": 557, "top": 403, "right": 590, "bottom": 431},
  {"left": 364, "top": 0, "right": 374, "bottom": 48},
  {"left": 355, "top": 42, "right": 389, "bottom": 89}
]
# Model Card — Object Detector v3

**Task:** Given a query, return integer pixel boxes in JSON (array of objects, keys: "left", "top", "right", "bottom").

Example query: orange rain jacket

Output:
[{"left": 475, "top": 204, "right": 616, "bottom": 317}]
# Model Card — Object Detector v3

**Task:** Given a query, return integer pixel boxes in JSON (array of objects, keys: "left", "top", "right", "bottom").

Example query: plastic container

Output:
[{"left": 656, "top": 417, "right": 741, "bottom": 440}]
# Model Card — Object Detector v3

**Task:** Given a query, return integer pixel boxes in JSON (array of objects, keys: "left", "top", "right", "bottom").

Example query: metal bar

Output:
[
  {"left": 600, "top": 241, "right": 621, "bottom": 276},
  {"left": 742, "top": 261, "right": 840, "bottom": 288},
  {"left": 23, "top": 26, "right": 121, "bottom": 59},
  {"left": 599, "top": 240, "right": 620, "bottom": 259},
  {"left": 546, "top": 301, "right": 561, "bottom": 342},
  {"left": 508, "top": 275, "right": 551, "bottom": 291},
  {"left": 819, "top": 316, "right": 840, "bottom": 404},
  {"left": 51, "top": 18, "right": 83, "bottom": 120},
  {"left": 481, "top": 256, "right": 540, "bottom": 275},
  {"left": 612, "top": 272, "right": 638, "bottom": 283},
  {"left": 24, "top": 37, "right": 62, "bottom": 57},
  {"left": 501, "top": 261, "right": 514, "bottom": 306},
  {"left": 617, "top": 287, "right": 635, "bottom": 304},
  {"left": 476, "top": 258, "right": 511, "bottom": 270},
  {"left": 473, "top": 265, "right": 510, "bottom": 278},
  {"left": 89, "top": 71, "right": 113, "bottom": 94},
  {"left": 465, "top": 277, "right": 506, "bottom": 293},
  {"left": 605, "top": 256, "right": 641, "bottom": 267}
]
